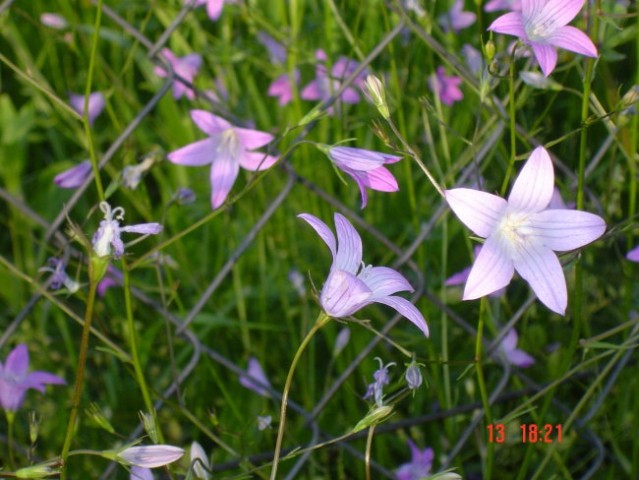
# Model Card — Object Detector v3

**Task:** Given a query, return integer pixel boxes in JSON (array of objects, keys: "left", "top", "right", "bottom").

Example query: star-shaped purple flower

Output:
[
  {"left": 498, "top": 329, "right": 535, "bottom": 367},
  {"left": 0, "top": 344, "right": 65, "bottom": 412},
  {"left": 168, "top": 110, "right": 278, "bottom": 210},
  {"left": 154, "top": 49, "right": 202, "bottom": 100},
  {"left": 395, "top": 440, "right": 433, "bottom": 480},
  {"left": 445, "top": 146, "right": 606, "bottom": 315},
  {"left": 488, "top": 0, "right": 598, "bottom": 77},
  {"left": 298, "top": 213, "right": 429, "bottom": 336},
  {"left": 327, "top": 146, "right": 401, "bottom": 208},
  {"left": 438, "top": 0, "right": 476, "bottom": 32},
  {"left": 428, "top": 67, "right": 463, "bottom": 106}
]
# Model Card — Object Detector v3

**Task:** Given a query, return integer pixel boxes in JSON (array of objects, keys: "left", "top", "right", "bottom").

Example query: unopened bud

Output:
[
  {"left": 29, "top": 412, "right": 40, "bottom": 445},
  {"left": 484, "top": 40, "right": 495, "bottom": 62},
  {"left": 86, "top": 403, "right": 115, "bottom": 434},
  {"left": 352, "top": 405, "right": 393, "bottom": 432},
  {"left": 404, "top": 362, "right": 423, "bottom": 390},
  {"left": 139, "top": 411, "right": 159, "bottom": 444},
  {"left": 15, "top": 460, "right": 62, "bottom": 478},
  {"left": 364, "top": 75, "right": 390, "bottom": 119}
]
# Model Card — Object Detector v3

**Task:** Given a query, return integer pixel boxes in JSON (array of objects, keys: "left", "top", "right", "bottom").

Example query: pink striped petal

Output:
[
  {"left": 548, "top": 26, "right": 598, "bottom": 58},
  {"left": 361, "top": 266, "right": 414, "bottom": 298},
  {"left": 531, "top": 43, "right": 558, "bottom": 77},
  {"left": 529, "top": 209, "right": 605, "bottom": 251},
  {"left": 190, "top": 110, "right": 232, "bottom": 136},
  {"left": 445, "top": 189, "right": 508, "bottom": 238},
  {"left": 168, "top": 138, "right": 217, "bottom": 166},
  {"left": 298, "top": 214, "right": 337, "bottom": 259},
  {"left": 487, "top": 12, "right": 525, "bottom": 37},
  {"left": 234, "top": 127, "right": 274, "bottom": 150},
  {"left": 537, "top": 0, "right": 585, "bottom": 28},
  {"left": 321, "top": 269, "right": 371, "bottom": 317},
  {"left": 508, "top": 146, "right": 554, "bottom": 212},
  {"left": 334, "top": 213, "right": 362, "bottom": 273},
  {"left": 513, "top": 243, "right": 566, "bottom": 315},
  {"left": 374, "top": 296, "right": 429, "bottom": 337},
  {"left": 464, "top": 235, "right": 515, "bottom": 299},
  {"left": 210, "top": 152, "right": 240, "bottom": 209},
  {"left": 238, "top": 152, "right": 278, "bottom": 171}
]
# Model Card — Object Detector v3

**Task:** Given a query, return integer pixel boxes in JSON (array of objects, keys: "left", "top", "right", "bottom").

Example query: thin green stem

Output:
[
  {"left": 476, "top": 298, "right": 493, "bottom": 479},
  {"left": 6, "top": 411, "right": 15, "bottom": 470},
  {"left": 364, "top": 425, "right": 375, "bottom": 480},
  {"left": 386, "top": 118, "right": 446, "bottom": 198},
  {"left": 60, "top": 277, "right": 98, "bottom": 477},
  {"left": 84, "top": 0, "right": 105, "bottom": 202},
  {"left": 121, "top": 260, "right": 164, "bottom": 442},
  {"left": 270, "top": 311, "right": 330, "bottom": 480},
  {"left": 501, "top": 52, "right": 517, "bottom": 196}
]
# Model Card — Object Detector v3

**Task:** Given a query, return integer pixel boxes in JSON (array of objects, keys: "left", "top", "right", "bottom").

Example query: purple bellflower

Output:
[
  {"left": 445, "top": 146, "right": 606, "bottom": 315},
  {"left": 498, "top": 329, "right": 535, "bottom": 367},
  {"left": 627, "top": 246, "right": 639, "bottom": 262},
  {"left": 301, "top": 52, "right": 367, "bottom": 113},
  {"left": 268, "top": 71, "right": 300, "bottom": 106},
  {"left": 428, "top": 67, "right": 463, "bottom": 106},
  {"left": 438, "top": 0, "right": 476, "bottom": 32},
  {"left": 487, "top": 0, "right": 598, "bottom": 77},
  {"left": 69, "top": 92, "right": 105, "bottom": 126},
  {"left": 327, "top": 146, "right": 401, "bottom": 208},
  {"left": 190, "top": 441, "right": 211, "bottom": 480},
  {"left": 298, "top": 213, "right": 429, "bottom": 336},
  {"left": 54, "top": 160, "right": 92, "bottom": 189},
  {"left": 395, "top": 440, "right": 434, "bottom": 480},
  {"left": 92, "top": 202, "right": 163, "bottom": 259},
  {"left": 154, "top": 49, "right": 202, "bottom": 100},
  {"left": 0, "top": 344, "right": 65, "bottom": 412},
  {"left": 168, "top": 110, "right": 278, "bottom": 210},
  {"left": 363, "top": 358, "right": 395, "bottom": 407},
  {"left": 239, "top": 357, "right": 272, "bottom": 397}
]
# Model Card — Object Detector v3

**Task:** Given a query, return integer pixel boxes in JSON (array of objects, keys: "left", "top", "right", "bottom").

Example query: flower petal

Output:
[
  {"left": 210, "top": 150, "right": 240, "bottom": 209},
  {"left": 120, "top": 223, "right": 163, "bottom": 235},
  {"left": 464, "top": 235, "right": 515, "bottom": 299},
  {"left": 54, "top": 161, "right": 93, "bottom": 189},
  {"left": 501, "top": 328, "right": 518, "bottom": 352},
  {"left": 513, "top": 243, "right": 567, "bottom": 315},
  {"left": 23, "top": 371, "right": 66, "bottom": 392},
  {"left": 334, "top": 213, "right": 362, "bottom": 273},
  {"left": 118, "top": 445, "right": 184, "bottom": 468},
  {"left": 487, "top": 12, "right": 526, "bottom": 37},
  {"left": 190, "top": 110, "right": 232, "bottom": 136},
  {"left": 537, "top": 0, "right": 585, "bottom": 29},
  {"left": 239, "top": 357, "right": 272, "bottom": 397},
  {"left": 168, "top": 138, "right": 217, "bottom": 166},
  {"left": 531, "top": 43, "right": 558, "bottom": 77},
  {"left": 627, "top": 246, "right": 639, "bottom": 262},
  {"left": 508, "top": 146, "right": 554, "bottom": 212},
  {"left": 361, "top": 266, "right": 414, "bottom": 298},
  {"left": 506, "top": 348, "right": 535, "bottom": 367},
  {"left": 298, "top": 213, "right": 337, "bottom": 259},
  {"left": 529, "top": 209, "right": 605, "bottom": 251},
  {"left": 206, "top": 0, "right": 225, "bottom": 20},
  {"left": 301, "top": 80, "right": 322, "bottom": 100},
  {"left": 234, "top": 127, "right": 274, "bottom": 150},
  {"left": 238, "top": 152, "right": 279, "bottom": 171},
  {"left": 321, "top": 269, "right": 371, "bottom": 317},
  {"left": 373, "top": 296, "right": 429, "bottom": 337},
  {"left": 548, "top": 26, "right": 598, "bottom": 58},
  {"left": 329, "top": 147, "right": 387, "bottom": 171},
  {"left": 445, "top": 189, "right": 508, "bottom": 238},
  {"left": 5, "top": 344, "right": 29, "bottom": 378}
]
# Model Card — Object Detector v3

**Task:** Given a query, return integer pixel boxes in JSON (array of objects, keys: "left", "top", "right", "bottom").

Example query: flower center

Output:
[
  {"left": 218, "top": 129, "right": 241, "bottom": 157},
  {"left": 498, "top": 211, "right": 533, "bottom": 249},
  {"left": 524, "top": 15, "right": 556, "bottom": 42}
]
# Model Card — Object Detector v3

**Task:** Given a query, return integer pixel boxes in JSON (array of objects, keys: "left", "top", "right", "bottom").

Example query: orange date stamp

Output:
[{"left": 487, "top": 423, "right": 563, "bottom": 444}]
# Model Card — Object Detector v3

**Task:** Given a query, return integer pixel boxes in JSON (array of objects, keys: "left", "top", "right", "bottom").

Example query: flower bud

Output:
[
  {"left": 364, "top": 75, "right": 390, "bottom": 119},
  {"left": 353, "top": 405, "right": 393, "bottom": 432},
  {"left": 404, "top": 362, "right": 423, "bottom": 390},
  {"left": 15, "top": 460, "right": 62, "bottom": 478}
]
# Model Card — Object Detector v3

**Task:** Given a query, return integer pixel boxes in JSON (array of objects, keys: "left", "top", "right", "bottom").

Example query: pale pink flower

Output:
[
  {"left": 487, "top": 0, "right": 598, "bottom": 76},
  {"left": 268, "top": 71, "right": 299, "bottom": 106},
  {"left": 167, "top": 110, "right": 278, "bottom": 210},
  {"left": 117, "top": 445, "right": 184, "bottom": 468},
  {"left": 485, "top": 0, "right": 522, "bottom": 12},
  {"left": 130, "top": 467, "right": 153, "bottom": 480},
  {"left": 445, "top": 146, "right": 606, "bottom": 315},
  {"left": 154, "top": 49, "right": 202, "bottom": 100},
  {"left": 239, "top": 357, "right": 272, "bottom": 397},
  {"left": 438, "top": 0, "right": 476, "bottom": 32},
  {"left": 0, "top": 344, "right": 65, "bottom": 412},
  {"left": 187, "top": 0, "right": 235, "bottom": 21},
  {"left": 327, "top": 146, "right": 401, "bottom": 208},
  {"left": 428, "top": 67, "right": 463, "bottom": 106},
  {"left": 298, "top": 213, "right": 429, "bottom": 336},
  {"left": 498, "top": 329, "right": 535, "bottom": 367}
]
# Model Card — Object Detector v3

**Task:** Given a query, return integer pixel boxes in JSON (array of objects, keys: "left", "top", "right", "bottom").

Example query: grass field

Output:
[{"left": 0, "top": 1, "right": 638, "bottom": 478}]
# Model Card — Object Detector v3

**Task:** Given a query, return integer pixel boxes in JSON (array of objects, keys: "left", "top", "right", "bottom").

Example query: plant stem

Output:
[
  {"left": 6, "top": 411, "right": 15, "bottom": 470},
  {"left": 476, "top": 298, "right": 493, "bottom": 479},
  {"left": 60, "top": 276, "right": 98, "bottom": 477},
  {"left": 501, "top": 50, "right": 517, "bottom": 196},
  {"left": 364, "top": 425, "right": 375, "bottom": 480},
  {"left": 270, "top": 311, "right": 330, "bottom": 479},
  {"left": 121, "top": 260, "right": 164, "bottom": 443}
]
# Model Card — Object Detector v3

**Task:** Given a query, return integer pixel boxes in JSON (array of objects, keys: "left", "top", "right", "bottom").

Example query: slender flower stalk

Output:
[{"left": 270, "top": 311, "right": 330, "bottom": 480}]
